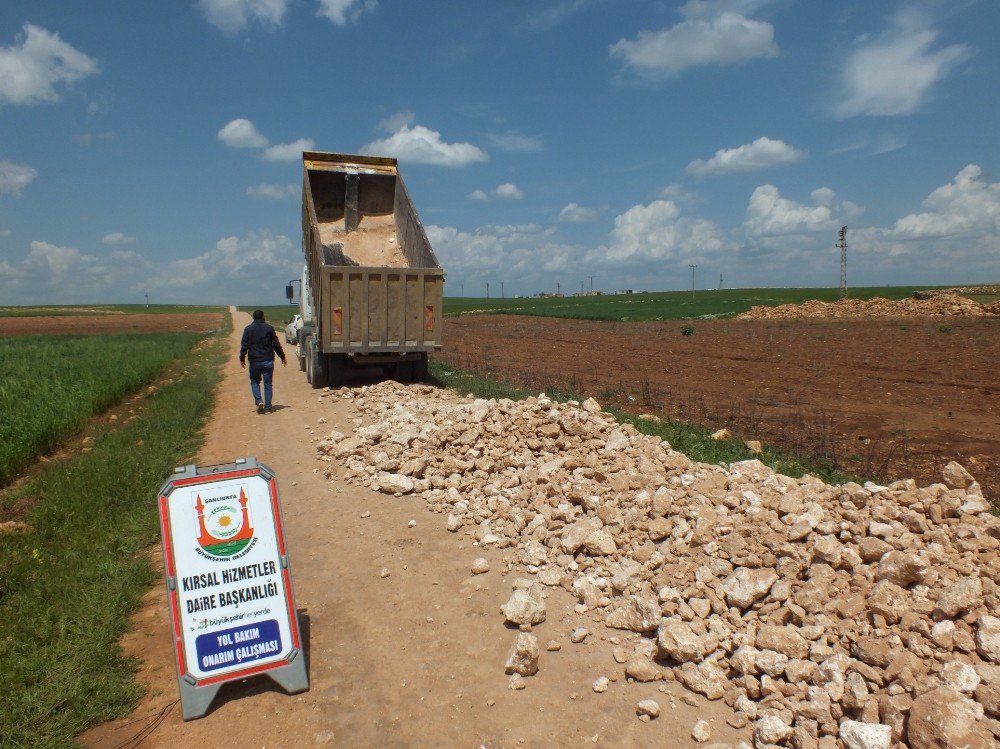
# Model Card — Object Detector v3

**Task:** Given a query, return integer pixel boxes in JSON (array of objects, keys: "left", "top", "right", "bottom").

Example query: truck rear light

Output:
[
  {"left": 332, "top": 307, "right": 343, "bottom": 335},
  {"left": 424, "top": 305, "right": 435, "bottom": 332}
]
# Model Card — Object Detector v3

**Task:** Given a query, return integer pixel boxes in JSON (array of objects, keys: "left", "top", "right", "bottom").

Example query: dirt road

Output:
[{"left": 82, "top": 310, "right": 748, "bottom": 749}]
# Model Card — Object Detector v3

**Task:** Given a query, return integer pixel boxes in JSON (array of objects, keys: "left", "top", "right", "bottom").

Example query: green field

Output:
[
  {"left": 0, "top": 332, "right": 206, "bottom": 487},
  {"left": 442, "top": 285, "right": 954, "bottom": 321},
  {"left": 0, "top": 304, "right": 223, "bottom": 317},
  {"left": 0, "top": 326, "right": 228, "bottom": 748},
  {"left": 237, "top": 305, "right": 299, "bottom": 325}
]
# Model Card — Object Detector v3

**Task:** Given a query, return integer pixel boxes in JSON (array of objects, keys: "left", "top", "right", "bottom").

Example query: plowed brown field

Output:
[
  {"left": 0, "top": 312, "right": 224, "bottom": 337},
  {"left": 441, "top": 315, "right": 1000, "bottom": 501}
]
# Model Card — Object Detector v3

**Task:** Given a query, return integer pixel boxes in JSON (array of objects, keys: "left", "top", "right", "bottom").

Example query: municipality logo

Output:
[{"left": 194, "top": 487, "right": 255, "bottom": 559}]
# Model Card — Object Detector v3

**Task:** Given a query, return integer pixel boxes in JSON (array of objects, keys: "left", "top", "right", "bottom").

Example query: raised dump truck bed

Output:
[{"left": 295, "top": 151, "right": 443, "bottom": 386}]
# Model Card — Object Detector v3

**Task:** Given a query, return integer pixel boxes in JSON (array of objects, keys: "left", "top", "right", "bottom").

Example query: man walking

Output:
[{"left": 239, "top": 309, "right": 287, "bottom": 413}]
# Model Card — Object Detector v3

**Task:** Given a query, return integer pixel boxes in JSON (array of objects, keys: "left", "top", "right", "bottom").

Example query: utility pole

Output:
[
  {"left": 689, "top": 264, "right": 697, "bottom": 296},
  {"left": 500, "top": 281, "right": 504, "bottom": 299},
  {"left": 837, "top": 226, "right": 848, "bottom": 299},
  {"left": 460, "top": 280, "right": 464, "bottom": 297},
  {"left": 588, "top": 276, "right": 594, "bottom": 292},
  {"left": 719, "top": 273, "right": 723, "bottom": 290},
  {"left": 486, "top": 282, "right": 490, "bottom": 299},
  {"left": 556, "top": 282, "right": 560, "bottom": 296},
  {"left": 144, "top": 290, "right": 148, "bottom": 308}
]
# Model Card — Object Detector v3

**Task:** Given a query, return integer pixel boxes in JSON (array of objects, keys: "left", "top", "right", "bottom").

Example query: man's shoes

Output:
[
  {"left": 256, "top": 402, "right": 265, "bottom": 414},
  {"left": 265, "top": 405, "right": 273, "bottom": 413}
]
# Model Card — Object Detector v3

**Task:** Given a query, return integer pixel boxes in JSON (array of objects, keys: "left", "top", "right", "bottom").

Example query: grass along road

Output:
[
  {"left": 0, "top": 324, "right": 229, "bottom": 748},
  {"left": 0, "top": 333, "right": 207, "bottom": 488}
]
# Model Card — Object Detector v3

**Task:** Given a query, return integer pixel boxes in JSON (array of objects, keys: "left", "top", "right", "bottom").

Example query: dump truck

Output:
[{"left": 289, "top": 151, "right": 444, "bottom": 387}]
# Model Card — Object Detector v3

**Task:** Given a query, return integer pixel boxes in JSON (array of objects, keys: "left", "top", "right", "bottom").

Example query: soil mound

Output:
[{"left": 738, "top": 293, "right": 995, "bottom": 320}]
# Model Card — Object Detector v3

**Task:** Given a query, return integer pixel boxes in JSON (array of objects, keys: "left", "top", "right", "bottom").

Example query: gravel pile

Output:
[
  {"left": 738, "top": 293, "right": 996, "bottom": 320},
  {"left": 314, "top": 382, "right": 999, "bottom": 749}
]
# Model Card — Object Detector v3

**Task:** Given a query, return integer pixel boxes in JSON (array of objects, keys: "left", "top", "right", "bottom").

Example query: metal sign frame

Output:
[{"left": 157, "top": 457, "right": 308, "bottom": 720}]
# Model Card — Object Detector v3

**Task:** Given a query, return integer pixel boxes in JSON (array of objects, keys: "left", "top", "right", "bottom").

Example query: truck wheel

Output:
[
  {"left": 391, "top": 361, "right": 415, "bottom": 383},
  {"left": 307, "top": 341, "right": 327, "bottom": 388},
  {"left": 327, "top": 355, "right": 346, "bottom": 387},
  {"left": 413, "top": 353, "right": 429, "bottom": 382}
]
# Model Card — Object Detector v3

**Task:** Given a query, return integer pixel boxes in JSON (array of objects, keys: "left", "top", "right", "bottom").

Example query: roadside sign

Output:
[{"left": 157, "top": 457, "right": 308, "bottom": 720}]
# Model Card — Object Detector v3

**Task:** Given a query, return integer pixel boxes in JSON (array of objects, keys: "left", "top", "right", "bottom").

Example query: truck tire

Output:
[
  {"left": 391, "top": 361, "right": 414, "bottom": 383},
  {"left": 413, "top": 353, "right": 429, "bottom": 382},
  {"left": 327, "top": 355, "right": 346, "bottom": 387},
  {"left": 306, "top": 339, "right": 327, "bottom": 388}
]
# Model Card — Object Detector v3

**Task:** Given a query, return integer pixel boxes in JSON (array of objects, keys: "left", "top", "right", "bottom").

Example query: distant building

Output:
[{"left": 615, "top": 289, "right": 634, "bottom": 295}]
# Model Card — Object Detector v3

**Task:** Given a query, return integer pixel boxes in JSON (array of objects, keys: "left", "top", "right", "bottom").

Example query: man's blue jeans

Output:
[{"left": 248, "top": 360, "right": 275, "bottom": 407}]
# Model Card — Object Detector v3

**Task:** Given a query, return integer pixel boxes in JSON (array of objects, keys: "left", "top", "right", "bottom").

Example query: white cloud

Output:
[
  {"left": 558, "top": 202, "right": 598, "bottom": 222},
  {"left": 488, "top": 133, "right": 544, "bottom": 153},
  {"left": 887, "top": 165, "right": 999, "bottom": 240},
  {"left": 362, "top": 123, "right": 488, "bottom": 167},
  {"left": 610, "top": 11, "right": 778, "bottom": 77},
  {"left": 156, "top": 231, "right": 297, "bottom": 288},
  {"left": 744, "top": 184, "right": 862, "bottom": 238},
  {"left": 494, "top": 183, "right": 524, "bottom": 200},
  {"left": 3, "top": 233, "right": 291, "bottom": 303},
  {"left": 833, "top": 10, "right": 971, "bottom": 118},
  {"left": 0, "top": 24, "right": 98, "bottom": 106},
  {"left": 687, "top": 136, "right": 805, "bottom": 176},
  {"left": 599, "top": 199, "right": 735, "bottom": 263},
  {"left": 0, "top": 161, "right": 38, "bottom": 196},
  {"left": 0, "top": 229, "right": 11, "bottom": 238},
  {"left": 198, "top": 0, "right": 290, "bottom": 34},
  {"left": 247, "top": 183, "right": 298, "bottom": 199},
  {"left": 837, "top": 165, "right": 1000, "bottom": 279},
  {"left": 102, "top": 232, "right": 136, "bottom": 245},
  {"left": 0, "top": 231, "right": 301, "bottom": 304},
  {"left": 218, "top": 118, "right": 269, "bottom": 149},
  {"left": 263, "top": 139, "right": 316, "bottom": 161},
  {"left": 25, "top": 240, "right": 88, "bottom": 280},
  {"left": 427, "top": 224, "right": 573, "bottom": 280},
  {"left": 317, "top": 0, "right": 378, "bottom": 26},
  {"left": 377, "top": 111, "right": 415, "bottom": 133},
  {"left": 469, "top": 183, "right": 526, "bottom": 201},
  {"left": 217, "top": 119, "right": 312, "bottom": 161}
]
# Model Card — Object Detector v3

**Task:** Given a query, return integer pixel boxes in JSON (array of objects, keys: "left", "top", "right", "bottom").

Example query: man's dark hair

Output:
[{"left": 252, "top": 309, "right": 265, "bottom": 320}]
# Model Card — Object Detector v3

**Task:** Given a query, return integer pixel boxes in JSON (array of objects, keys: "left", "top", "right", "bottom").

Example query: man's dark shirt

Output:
[{"left": 240, "top": 319, "right": 286, "bottom": 364}]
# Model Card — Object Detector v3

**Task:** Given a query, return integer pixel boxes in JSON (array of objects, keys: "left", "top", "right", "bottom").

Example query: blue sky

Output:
[{"left": 1, "top": 0, "right": 997, "bottom": 304}]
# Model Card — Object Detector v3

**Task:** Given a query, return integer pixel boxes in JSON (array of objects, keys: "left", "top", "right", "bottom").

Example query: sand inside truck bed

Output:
[{"left": 318, "top": 214, "right": 409, "bottom": 267}]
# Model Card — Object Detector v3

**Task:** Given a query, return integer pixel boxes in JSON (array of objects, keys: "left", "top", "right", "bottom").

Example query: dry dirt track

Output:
[{"left": 81, "top": 309, "right": 749, "bottom": 749}]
